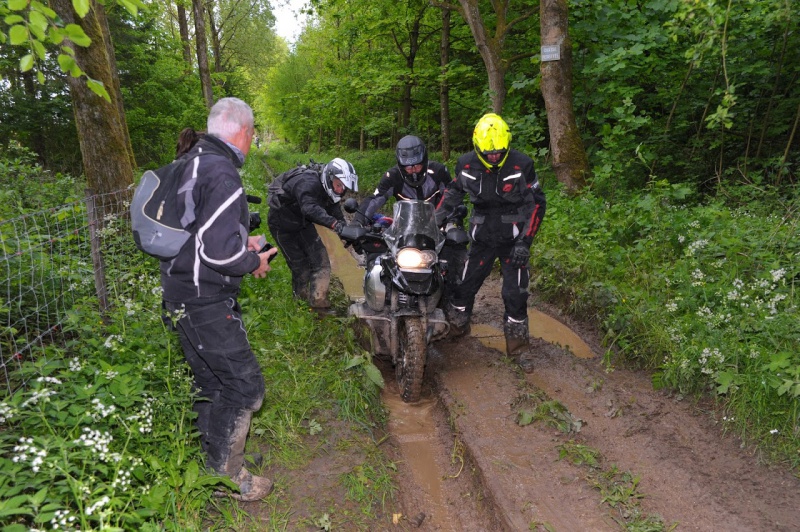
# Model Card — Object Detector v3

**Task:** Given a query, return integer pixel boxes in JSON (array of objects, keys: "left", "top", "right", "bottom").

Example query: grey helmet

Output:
[
  {"left": 396, "top": 135, "right": 428, "bottom": 187},
  {"left": 322, "top": 158, "right": 358, "bottom": 203}
]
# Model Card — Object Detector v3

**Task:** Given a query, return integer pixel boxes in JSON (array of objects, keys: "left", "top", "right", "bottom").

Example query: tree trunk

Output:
[
  {"left": 393, "top": 9, "right": 425, "bottom": 130},
  {"left": 177, "top": 2, "right": 193, "bottom": 67},
  {"left": 440, "top": 6, "right": 451, "bottom": 160},
  {"left": 192, "top": 0, "right": 214, "bottom": 108},
  {"left": 540, "top": 0, "right": 588, "bottom": 192},
  {"left": 458, "top": 0, "right": 506, "bottom": 112},
  {"left": 50, "top": 0, "right": 135, "bottom": 194},
  {"left": 206, "top": 2, "right": 223, "bottom": 73}
]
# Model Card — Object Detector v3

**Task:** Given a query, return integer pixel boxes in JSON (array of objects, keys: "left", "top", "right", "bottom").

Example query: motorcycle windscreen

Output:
[{"left": 384, "top": 200, "right": 445, "bottom": 253}]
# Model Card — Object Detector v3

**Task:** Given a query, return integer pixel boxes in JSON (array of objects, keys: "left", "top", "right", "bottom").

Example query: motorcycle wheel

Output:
[{"left": 396, "top": 316, "right": 427, "bottom": 403}]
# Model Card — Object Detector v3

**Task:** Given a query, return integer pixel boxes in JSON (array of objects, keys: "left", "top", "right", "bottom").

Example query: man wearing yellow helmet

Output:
[{"left": 435, "top": 113, "right": 546, "bottom": 372}]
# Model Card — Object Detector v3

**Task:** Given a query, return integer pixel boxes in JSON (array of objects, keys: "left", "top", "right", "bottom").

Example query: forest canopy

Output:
[{"left": 0, "top": 0, "right": 797, "bottom": 193}]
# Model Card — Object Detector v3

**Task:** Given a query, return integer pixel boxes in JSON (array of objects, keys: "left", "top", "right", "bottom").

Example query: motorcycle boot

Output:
[
  {"left": 309, "top": 266, "right": 335, "bottom": 317},
  {"left": 228, "top": 467, "right": 274, "bottom": 502},
  {"left": 504, "top": 317, "right": 535, "bottom": 373},
  {"left": 212, "top": 411, "right": 274, "bottom": 501},
  {"left": 446, "top": 302, "right": 471, "bottom": 338}
]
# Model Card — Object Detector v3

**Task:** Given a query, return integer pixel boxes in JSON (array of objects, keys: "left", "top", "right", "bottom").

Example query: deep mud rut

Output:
[
  {"left": 318, "top": 229, "right": 800, "bottom": 531},
  {"left": 377, "top": 274, "right": 800, "bottom": 531}
]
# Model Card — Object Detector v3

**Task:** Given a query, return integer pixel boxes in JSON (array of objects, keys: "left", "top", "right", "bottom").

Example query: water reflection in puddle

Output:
[
  {"left": 472, "top": 309, "right": 596, "bottom": 359},
  {"left": 382, "top": 391, "right": 454, "bottom": 528},
  {"left": 320, "top": 225, "right": 595, "bottom": 527}
]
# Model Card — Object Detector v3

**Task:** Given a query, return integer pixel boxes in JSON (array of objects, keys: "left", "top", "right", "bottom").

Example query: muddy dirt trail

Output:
[{"left": 324, "top": 230, "right": 800, "bottom": 531}]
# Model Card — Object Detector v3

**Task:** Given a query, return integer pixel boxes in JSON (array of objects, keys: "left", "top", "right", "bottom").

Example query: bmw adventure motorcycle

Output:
[{"left": 340, "top": 199, "right": 466, "bottom": 403}]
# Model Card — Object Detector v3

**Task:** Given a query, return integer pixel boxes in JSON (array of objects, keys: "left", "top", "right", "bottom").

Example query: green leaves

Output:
[
  {"left": 8, "top": 24, "right": 27, "bottom": 44},
  {"left": 72, "top": 0, "right": 90, "bottom": 18},
  {"left": 63, "top": 23, "right": 90, "bottom": 46}
]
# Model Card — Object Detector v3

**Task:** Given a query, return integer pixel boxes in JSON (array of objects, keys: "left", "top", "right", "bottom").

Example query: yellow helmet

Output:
[{"left": 472, "top": 113, "right": 511, "bottom": 171}]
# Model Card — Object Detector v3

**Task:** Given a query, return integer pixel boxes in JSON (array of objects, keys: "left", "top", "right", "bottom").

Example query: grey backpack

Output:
[{"left": 131, "top": 154, "right": 199, "bottom": 260}]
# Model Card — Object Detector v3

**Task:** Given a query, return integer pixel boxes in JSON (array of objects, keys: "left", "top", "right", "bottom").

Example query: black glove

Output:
[
  {"left": 510, "top": 241, "right": 530, "bottom": 269},
  {"left": 332, "top": 221, "right": 345, "bottom": 235}
]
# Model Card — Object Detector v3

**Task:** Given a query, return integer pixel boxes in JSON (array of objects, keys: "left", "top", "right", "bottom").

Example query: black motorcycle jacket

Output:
[
  {"left": 160, "top": 134, "right": 261, "bottom": 304},
  {"left": 266, "top": 169, "right": 345, "bottom": 233},
  {"left": 436, "top": 149, "right": 546, "bottom": 246},
  {"left": 360, "top": 161, "right": 451, "bottom": 222}
]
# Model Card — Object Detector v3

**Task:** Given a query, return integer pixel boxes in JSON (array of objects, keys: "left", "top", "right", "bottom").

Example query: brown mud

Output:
[
  {"left": 243, "top": 231, "right": 800, "bottom": 531},
  {"left": 393, "top": 272, "right": 800, "bottom": 531}
]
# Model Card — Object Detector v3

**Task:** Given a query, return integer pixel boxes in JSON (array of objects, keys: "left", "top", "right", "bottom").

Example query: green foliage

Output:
[
  {"left": 0, "top": 0, "right": 146, "bottom": 101},
  {"left": 0, "top": 283, "right": 223, "bottom": 530},
  {"left": 0, "top": 151, "right": 389, "bottom": 527},
  {"left": 533, "top": 181, "right": 800, "bottom": 462},
  {"left": 0, "top": 146, "right": 83, "bottom": 219}
]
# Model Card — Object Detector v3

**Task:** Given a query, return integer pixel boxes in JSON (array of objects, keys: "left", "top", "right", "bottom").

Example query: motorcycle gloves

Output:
[
  {"left": 332, "top": 221, "right": 345, "bottom": 235},
  {"left": 510, "top": 241, "right": 530, "bottom": 269}
]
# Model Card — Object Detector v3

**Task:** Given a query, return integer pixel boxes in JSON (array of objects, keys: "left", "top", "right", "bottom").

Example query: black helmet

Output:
[{"left": 395, "top": 135, "right": 428, "bottom": 187}]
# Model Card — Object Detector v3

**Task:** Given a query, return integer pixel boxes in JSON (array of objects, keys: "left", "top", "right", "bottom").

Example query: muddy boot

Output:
[
  {"left": 446, "top": 303, "right": 471, "bottom": 338},
  {"left": 516, "top": 352, "right": 536, "bottom": 374},
  {"left": 212, "top": 411, "right": 273, "bottom": 501},
  {"left": 228, "top": 467, "right": 274, "bottom": 502},
  {"left": 504, "top": 317, "right": 533, "bottom": 372}
]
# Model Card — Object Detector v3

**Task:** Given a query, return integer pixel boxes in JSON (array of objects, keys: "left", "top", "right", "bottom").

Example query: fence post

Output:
[{"left": 84, "top": 188, "right": 109, "bottom": 314}]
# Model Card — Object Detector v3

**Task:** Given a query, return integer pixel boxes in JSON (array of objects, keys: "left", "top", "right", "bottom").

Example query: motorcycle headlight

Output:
[{"left": 396, "top": 248, "right": 437, "bottom": 269}]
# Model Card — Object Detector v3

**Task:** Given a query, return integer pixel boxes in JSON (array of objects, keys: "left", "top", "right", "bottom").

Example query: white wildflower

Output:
[
  {"left": 770, "top": 268, "right": 786, "bottom": 283},
  {"left": 85, "top": 495, "right": 111, "bottom": 516},
  {"left": 91, "top": 398, "right": 116, "bottom": 420},
  {"left": 0, "top": 403, "right": 14, "bottom": 423}
]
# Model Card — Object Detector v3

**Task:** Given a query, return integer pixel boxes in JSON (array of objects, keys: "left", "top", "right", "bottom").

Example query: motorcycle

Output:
[{"left": 340, "top": 199, "right": 467, "bottom": 403}]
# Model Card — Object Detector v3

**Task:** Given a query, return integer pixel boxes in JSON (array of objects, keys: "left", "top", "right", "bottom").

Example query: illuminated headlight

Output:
[{"left": 396, "top": 248, "right": 437, "bottom": 269}]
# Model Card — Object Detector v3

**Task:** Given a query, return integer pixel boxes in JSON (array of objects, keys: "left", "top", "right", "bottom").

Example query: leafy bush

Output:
[
  {"left": 533, "top": 181, "right": 800, "bottom": 463},
  {"left": 0, "top": 147, "right": 83, "bottom": 219}
]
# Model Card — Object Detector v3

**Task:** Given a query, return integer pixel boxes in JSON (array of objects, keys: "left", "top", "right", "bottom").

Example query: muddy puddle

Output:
[
  {"left": 320, "top": 225, "right": 602, "bottom": 528},
  {"left": 318, "top": 225, "right": 800, "bottom": 530},
  {"left": 321, "top": 225, "right": 595, "bottom": 359}
]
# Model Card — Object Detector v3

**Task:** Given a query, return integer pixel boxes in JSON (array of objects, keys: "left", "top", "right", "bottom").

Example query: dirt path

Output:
[{"left": 383, "top": 274, "right": 800, "bottom": 531}]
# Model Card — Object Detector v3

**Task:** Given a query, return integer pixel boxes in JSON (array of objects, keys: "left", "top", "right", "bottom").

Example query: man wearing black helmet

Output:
[
  {"left": 435, "top": 113, "right": 546, "bottom": 372},
  {"left": 355, "top": 136, "right": 466, "bottom": 298},
  {"left": 357, "top": 135, "right": 451, "bottom": 223},
  {"left": 267, "top": 158, "right": 358, "bottom": 315}
]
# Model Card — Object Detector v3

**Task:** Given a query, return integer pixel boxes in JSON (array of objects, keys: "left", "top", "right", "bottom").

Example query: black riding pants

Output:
[
  {"left": 451, "top": 239, "right": 529, "bottom": 322},
  {"left": 268, "top": 220, "right": 332, "bottom": 307},
  {"left": 165, "top": 298, "right": 265, "bottom": 473}
]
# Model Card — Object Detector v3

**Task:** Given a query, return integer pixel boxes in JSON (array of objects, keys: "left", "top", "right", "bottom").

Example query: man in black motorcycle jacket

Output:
[
  {"left": 435, "top": 113, "right": 546, "bottom": 372},
  {"left": 267, "top": 158, "right": 358, "bottom": 314},
  {"left": 355, "top": 135, "right": 467, "bottom": 300},
  {"left": 161, "top": 97, "right": 278, "bottom": 501},
  {"left": 356, "top": 135, "right": 452, "bottom": 223}
]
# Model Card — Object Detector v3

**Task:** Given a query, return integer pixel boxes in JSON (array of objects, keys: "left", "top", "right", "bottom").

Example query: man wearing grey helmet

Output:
[{"left": 267, "top": 158, "right": 358, "bottom": 315}]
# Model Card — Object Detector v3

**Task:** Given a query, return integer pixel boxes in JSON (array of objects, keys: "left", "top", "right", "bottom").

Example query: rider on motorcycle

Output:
[{"left": 355, "top": 136, "right": 467, "bottom": 301}]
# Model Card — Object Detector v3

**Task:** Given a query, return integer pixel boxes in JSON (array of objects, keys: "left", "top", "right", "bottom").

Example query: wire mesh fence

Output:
[{"left": 0, "top": 187, "right": 139, "bottom": 397}]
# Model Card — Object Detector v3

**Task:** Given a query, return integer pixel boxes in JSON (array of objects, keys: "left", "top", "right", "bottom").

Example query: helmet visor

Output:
[{"left": 396, "top": 144, "right": 425, "bottom": 167}]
